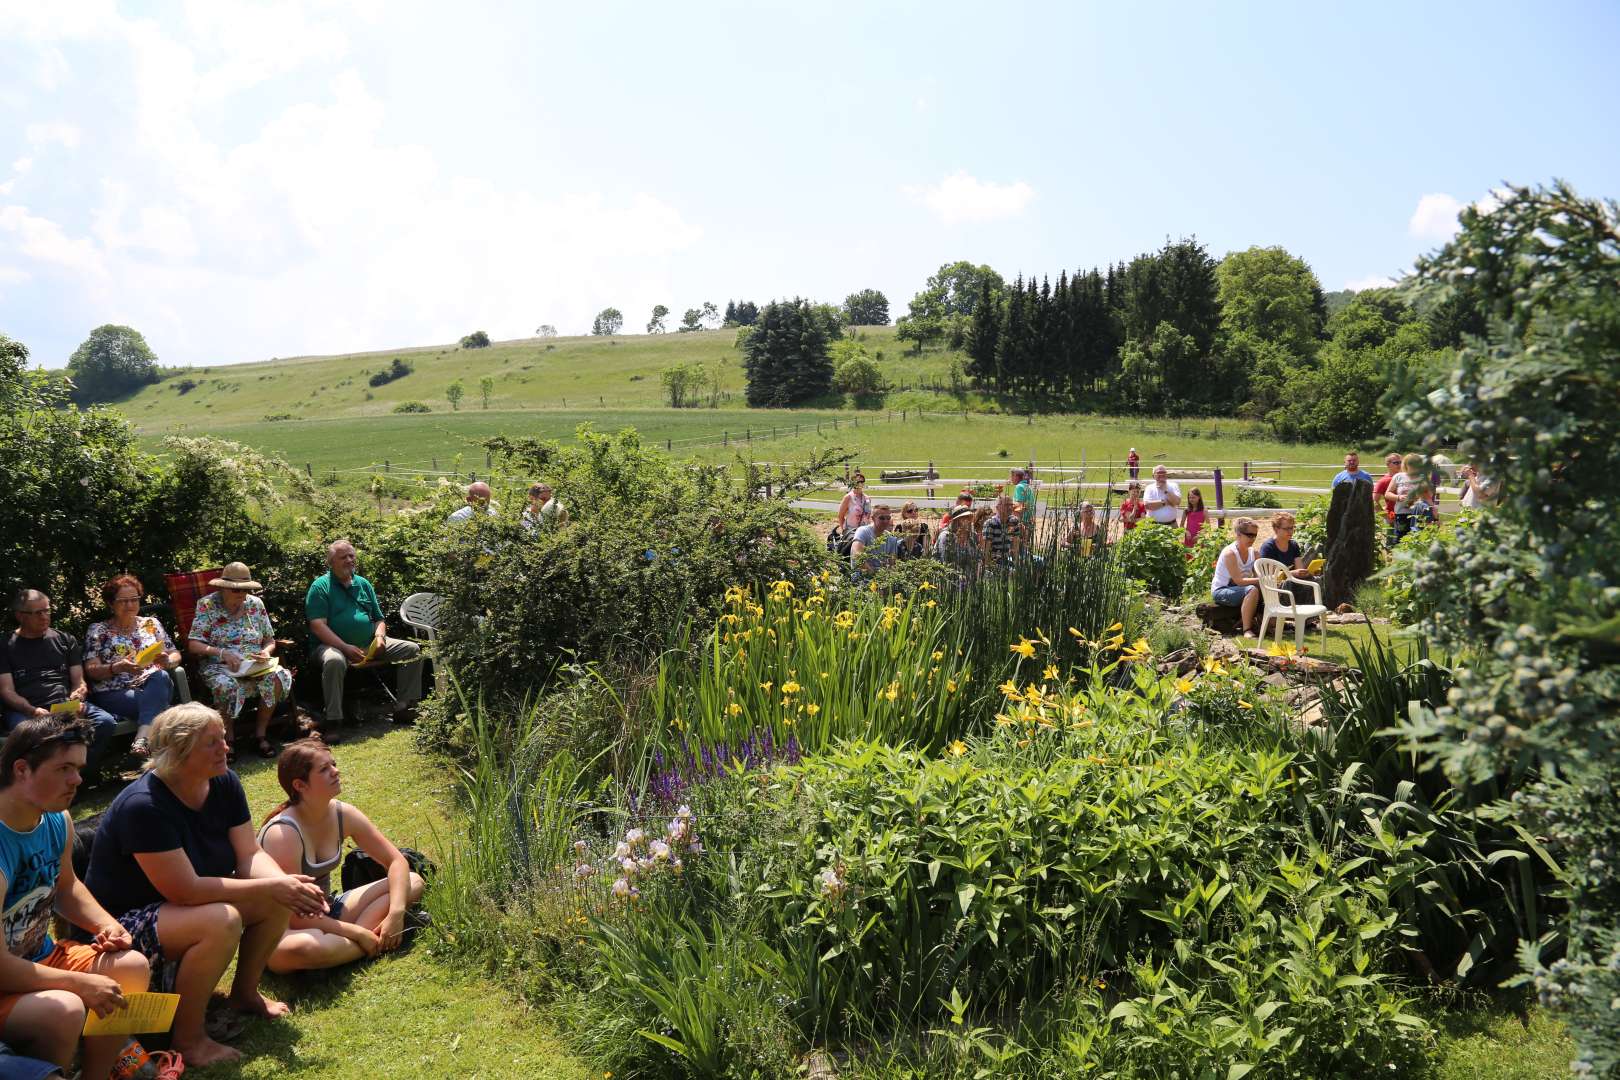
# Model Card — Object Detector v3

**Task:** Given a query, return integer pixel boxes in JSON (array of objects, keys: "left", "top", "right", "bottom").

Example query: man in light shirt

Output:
[
  {"left": 1144, "top": 466, "right": 1181, "bottom": 525},
  {"left": 446, "top": 481, "right": 495, "bottom": 523}
]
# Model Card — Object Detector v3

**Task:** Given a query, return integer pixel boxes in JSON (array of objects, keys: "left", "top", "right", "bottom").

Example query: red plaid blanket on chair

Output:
[{"left": 163, "top": 568, "right": 221, "bottom": 647}]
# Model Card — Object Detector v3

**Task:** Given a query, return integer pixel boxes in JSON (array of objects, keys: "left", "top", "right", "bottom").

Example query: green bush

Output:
[
  {"left": 368, "top": 357, "right": 412, "bottom": 387},
  {"left": 1234, "top": 485, "right": 1282, "bottom": 509},
  {"left": 391, "top": 400, "right": 431, "bottom": 413},
  {"left": 1293, "top": 493, "right": 1331, "bottom": 551},
  {"left": 1114, "top": 522, "right": 1189, "bottom": 600},
  {"left": 1181, "top": 523, "right": 1227, "bottom": 600},
  {"left": 426, "top": 430, "right": 832, "bottom": 739}
]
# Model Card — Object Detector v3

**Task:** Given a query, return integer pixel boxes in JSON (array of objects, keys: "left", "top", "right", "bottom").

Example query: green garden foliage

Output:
[
  {"left": 425, "top": 428, "right": 832, "bottom": 736},
  {"left": 390, "top": 400, "right": 431, "bottom": 413},
  {"left": 1114, "top": 522, "right": 1190, "bottom": 600},
  {"left": 66, "top": 323, "right": 161, "bottom": 403},
  {"left": 1234, "top": 485, "right": 1282, "bottom": 509},
  {"left": 1389, "top": 181, "right": 1620, "bottom": 1075},
  {"left": 1182, "top": 525, "right": 1228, "bottom": 601},
  {"left": 740, "top": 298, "right": 835, "bottom": 407}
]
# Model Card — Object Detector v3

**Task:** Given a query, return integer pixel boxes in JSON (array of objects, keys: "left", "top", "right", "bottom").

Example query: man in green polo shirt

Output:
[{"left": 306, "top": 539, "right": 422, "bottom": 726}]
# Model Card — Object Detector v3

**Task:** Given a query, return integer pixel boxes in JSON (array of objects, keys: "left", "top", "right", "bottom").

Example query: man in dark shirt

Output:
[
  {"left": 980, "top": 495, "right": 1025, "bottom": 566},
  {"left": 0, "top": 592, "right": 116, "bottom": 773}
]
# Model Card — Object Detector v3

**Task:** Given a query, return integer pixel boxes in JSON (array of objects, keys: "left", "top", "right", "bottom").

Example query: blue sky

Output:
[{"left": 3, "top": 0, "right": 1617, "bottom": 367}]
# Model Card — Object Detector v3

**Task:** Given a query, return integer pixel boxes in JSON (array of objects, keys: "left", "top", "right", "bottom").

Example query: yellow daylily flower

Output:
[
  {"left": 1238, "top": 700, "right": 1254, "bottom": 710},
  {"left": 1202, "top": 656, "right": 1227, "bottom": 675},
  {"left": 1106, "top": 622, "right": 1123, "bottom": 633},
  {"left": 947, "top": 740, "right": 967, "bottom": 757},
  {"left": 1043, "top": 664, "right": 1060, "bottom": 681},
  {"left": 1010, "top": 638, "right": 1037, "bottom": 659},
  {"left": 1174, "top": 677, "right": 1195, "bottom": 694},
  {"left": 999, "top": 679, "right": 1022, "bottom": 699}
]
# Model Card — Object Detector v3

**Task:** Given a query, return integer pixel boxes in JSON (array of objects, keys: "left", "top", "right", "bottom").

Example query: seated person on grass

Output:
[
  {"left": 83, "top": 704, "right": 327, "bottom": 1069},
  {"left": 306, "top": 540, "right": 421, "bottom": 729},
  {"left": 1, "top": 593, "right": 115, "bottom": 777},
  {"left": 258, "top": 740, "right": 424, "bottom": 972},
  {"left": 0, "top": 717, "right": 151, "bottom": 1080}
]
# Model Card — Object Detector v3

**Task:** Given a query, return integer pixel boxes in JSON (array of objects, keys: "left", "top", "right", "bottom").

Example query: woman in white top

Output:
[
  {"left": 1210, "top": 516, "right": 1263, "bottom": 636},
  {"left": 836, "top": 474, "right": 871, "bottom": 534},
  {"left": 257, "top": 740, "right": 424, "bottom": 973},
  {"left": 1458, "top": 464, "right": 1496, "bottom": 510}
]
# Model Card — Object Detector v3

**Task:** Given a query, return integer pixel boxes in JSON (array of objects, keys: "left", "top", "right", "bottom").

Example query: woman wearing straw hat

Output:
[{"left": 185, "top": 564, "right": 294, "bottom": 760}]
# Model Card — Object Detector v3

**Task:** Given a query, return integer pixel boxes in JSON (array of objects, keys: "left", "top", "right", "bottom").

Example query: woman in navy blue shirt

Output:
[{"left": 85, "top": 704, "right": 326, "bottom": 1069}]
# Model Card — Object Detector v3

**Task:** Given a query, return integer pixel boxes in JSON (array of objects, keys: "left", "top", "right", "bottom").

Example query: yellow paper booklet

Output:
[
  {"left": 1307, "top": 558, "right": 1325, "bottom": 575},
  {"left": 362, "top": 637, "right": 381, "bottom": 663},
  {"left": 133, "top": 640, "right": 163, "bottom": 666},
  {"left": 82, "top": 992, "right": 180, "bottom": 1036},
  {"left": 49, "top": 701, "right": 80, "bottom": 715}
]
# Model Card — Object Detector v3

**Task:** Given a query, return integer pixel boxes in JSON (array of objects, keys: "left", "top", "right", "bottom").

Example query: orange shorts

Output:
[{"left": 0, "top": 941, "right": 104, "bottom": 1027}]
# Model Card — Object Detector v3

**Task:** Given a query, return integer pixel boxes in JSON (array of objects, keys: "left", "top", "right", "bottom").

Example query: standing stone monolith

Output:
[{"left": 1321, "top": 477, "right": 1376, "bottom": 608}]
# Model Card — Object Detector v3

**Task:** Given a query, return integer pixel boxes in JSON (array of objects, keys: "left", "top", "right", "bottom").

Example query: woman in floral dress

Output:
[
  {"left": 185, "top": 562, "right": 293, "bottom": 759},
  {"left": 85, "top": 573, "right": 184, "bottom": 757}
]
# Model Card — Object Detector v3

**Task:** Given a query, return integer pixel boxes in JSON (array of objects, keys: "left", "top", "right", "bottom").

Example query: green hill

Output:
[{"left": 124, "top": 325, "right": 944, "bottom": 431}]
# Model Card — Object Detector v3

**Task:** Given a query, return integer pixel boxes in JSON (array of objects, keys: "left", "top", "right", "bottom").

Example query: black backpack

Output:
[{"left": 340, "top": 845, "right": 436, "bottom": 892}]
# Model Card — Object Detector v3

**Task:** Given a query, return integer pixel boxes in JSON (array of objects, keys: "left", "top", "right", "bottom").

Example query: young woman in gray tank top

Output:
[{"left": 256, "top": 740, "right": 425, "bottom": 972}]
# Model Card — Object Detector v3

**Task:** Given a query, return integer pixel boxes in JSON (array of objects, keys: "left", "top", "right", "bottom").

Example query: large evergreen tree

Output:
[{"left": 740, "top": 299, "right": 833, "bottom": 407}]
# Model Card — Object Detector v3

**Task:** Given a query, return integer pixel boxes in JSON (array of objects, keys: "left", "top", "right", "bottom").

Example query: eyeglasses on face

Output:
[{"left": 113, "top": 595, "right": 142, "bottom": 605}]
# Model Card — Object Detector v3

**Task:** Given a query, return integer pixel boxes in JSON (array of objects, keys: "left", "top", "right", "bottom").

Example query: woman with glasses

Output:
[
  {"left": 1211, "top": 516, "right": 1263, "bottom": 636},
  {"left": 1258, "top": 512, "right": 1316, "bottom": 604},
  {"left": 894, "top": 502, "right": 932, "bottom": 559},
  {"left": 83, "top": 575, "right": 183, "bottom": 759}
]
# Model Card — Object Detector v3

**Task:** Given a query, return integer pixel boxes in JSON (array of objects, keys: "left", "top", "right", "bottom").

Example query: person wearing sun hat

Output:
[{"left": 185, "top": 563, "right": 293, "bottom": 760}]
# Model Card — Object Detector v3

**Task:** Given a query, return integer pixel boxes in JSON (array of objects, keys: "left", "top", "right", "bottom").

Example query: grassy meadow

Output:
[{"left": 118, "top": 324, "right": 1365, "bottom": 500}]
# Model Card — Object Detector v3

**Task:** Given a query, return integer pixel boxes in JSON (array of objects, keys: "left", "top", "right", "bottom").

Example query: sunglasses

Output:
[{"left": 1240, "top": 530, "right": 1259, "bottom": 539}]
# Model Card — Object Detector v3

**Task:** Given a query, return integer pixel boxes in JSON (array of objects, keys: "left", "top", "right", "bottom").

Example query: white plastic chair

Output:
[
  {"left": 1254, "top": 558, "right": 1327, "bottom": 653},
  {"left": 399, "top": 592, "right": 446, "bottom": 697}
]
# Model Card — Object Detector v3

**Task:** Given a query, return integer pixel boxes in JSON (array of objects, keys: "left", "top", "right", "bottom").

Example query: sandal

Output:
[
  {"left": 256, "top": 737, "right": 278, "bottom": 759},
  {"left": 130, "top": 737, "right": 149, "bottom": 758}
]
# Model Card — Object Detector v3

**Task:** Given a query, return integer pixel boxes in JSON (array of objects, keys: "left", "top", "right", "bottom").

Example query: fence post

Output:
[
  {"left": 1214, "top": 467, "right": 1225, "bottom": 512},
  {"left": 1243, "top": 460, "right": 1250, "bottom": 482},
  {"left": 384, "top": 460, "right": 390, "bottom": 473},
  {"left": 666, "top": 439, "right": 672, "bottom": 451},
  {"left": 432, "top": 457, "right": 438, "bottom": 471},
  {"left": 305, "top": 463, "right": 312, "bottom": 477},
  {"left": 485, "top": 451, "right": 491, "bottom": 469},
  {"left": 746, "top": 428, "right": 751, "bottom": 442},
  {"left": 723, "top": 431, "right": 728, "bottom": 446}
]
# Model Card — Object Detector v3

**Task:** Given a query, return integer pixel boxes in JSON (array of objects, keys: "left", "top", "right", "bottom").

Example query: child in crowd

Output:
[
  {"left": 1118, "top": 483, "right": 1146, "bottom": 534},
  {"left": 1392, "top": 453, "right": 1435, "bottom": 542},
  {"left": 1182, "top": 488, "right": 1207, "bottom": 547}
]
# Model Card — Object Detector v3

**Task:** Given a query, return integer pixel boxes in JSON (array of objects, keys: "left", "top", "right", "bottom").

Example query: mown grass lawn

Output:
[{"left": 74, "top": 722, "right": 591, "bottom": 1080}]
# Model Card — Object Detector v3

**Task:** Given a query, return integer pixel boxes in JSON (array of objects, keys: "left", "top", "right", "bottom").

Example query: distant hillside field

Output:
[
  {"left": 120, "top": 325, "right": 1352, "bottom": 499},
  {"left": 124, "top": 325, "right": 944, "bottom": 429}
]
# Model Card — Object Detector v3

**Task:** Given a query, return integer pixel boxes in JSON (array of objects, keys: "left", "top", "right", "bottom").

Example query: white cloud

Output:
[
  {"left": 25, "top": 122, "right": 81, "bottom": 149},
  {"left": 0, "top": 205, "right": 106, "bottom": 277},
  {"left": 0, "top": 266, "right": 31, "bottom": 285},
  {"left": 1408, "top": 193, "right": 1467, "bottom": 240},
  {"left": 1408, "top": 189, "right": 1507, "bottom": 242},
  {"left": 0, "top": 2, "right": 706, "bottom": 361},
  {"left": 903, "top": 170, "right": 1035, "bottom": 225},
  {"left": 1344, "top": 274, "right": 1397, "bottom": 292}
]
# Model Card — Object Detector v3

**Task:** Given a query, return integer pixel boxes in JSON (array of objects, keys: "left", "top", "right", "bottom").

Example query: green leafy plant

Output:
[{"left": 1115, "top": 522, "right": 1189, "bottom": 600}]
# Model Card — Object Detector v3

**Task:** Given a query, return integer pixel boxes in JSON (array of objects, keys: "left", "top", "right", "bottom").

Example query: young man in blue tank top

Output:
[{"left": 0, "top": 718, "right": 151, "bottom": 1080}]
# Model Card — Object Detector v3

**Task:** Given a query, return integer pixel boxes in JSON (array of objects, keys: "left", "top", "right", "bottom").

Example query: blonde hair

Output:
[
  {"left": 147, "top": 703, "right": 225, "bottom": 776},
  {"left": 1271, "top": 512, "right": 1296, "bottom": 529},
  {"left": 1234, "top": 516, "right": 1258, "bottom": 537}
]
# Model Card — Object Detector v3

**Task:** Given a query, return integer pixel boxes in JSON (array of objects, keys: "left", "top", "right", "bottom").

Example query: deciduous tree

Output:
[
  {"left": 592, "top": 308, "right": 624, "bottom": 336},
  {"left": 66, "top": 324, "right": 160, "bottom": 403}
]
